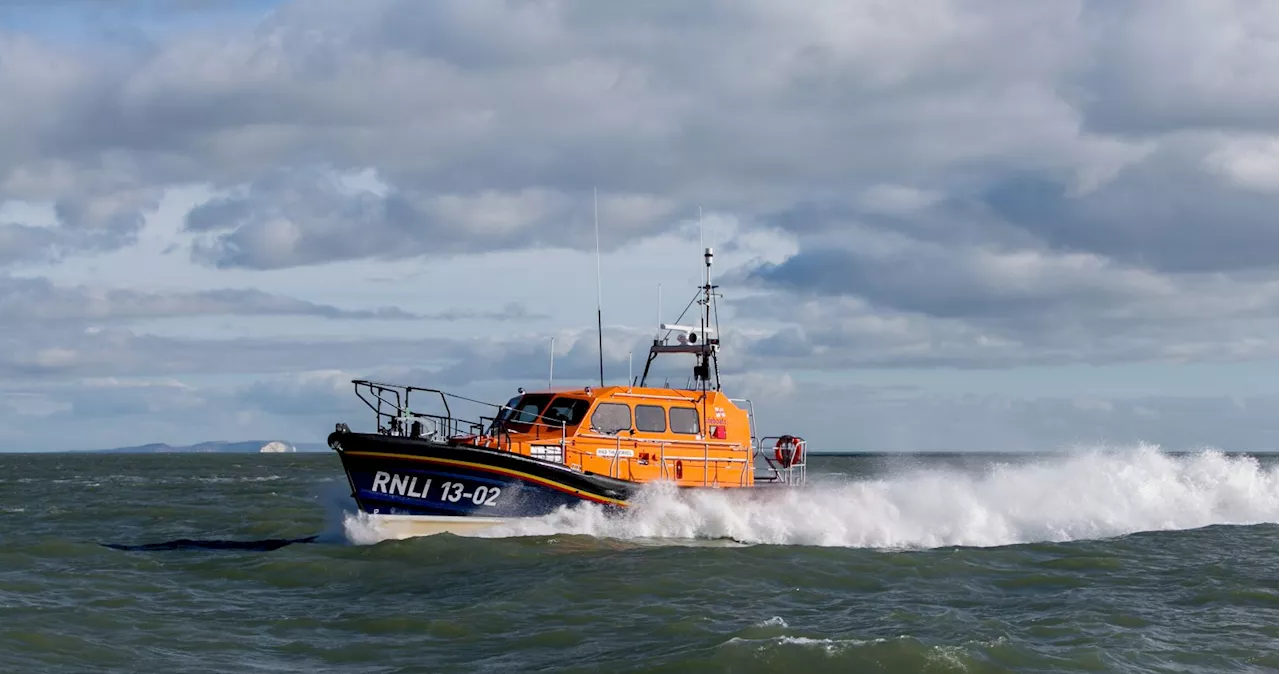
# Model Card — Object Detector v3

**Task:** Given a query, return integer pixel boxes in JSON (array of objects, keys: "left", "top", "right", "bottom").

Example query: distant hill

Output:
[{"left": 83, "top": 440, "right": 329, "bottom": 454}]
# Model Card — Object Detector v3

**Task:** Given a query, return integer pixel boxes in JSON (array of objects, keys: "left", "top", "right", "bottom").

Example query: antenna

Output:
[
  {"left": 548, "top": 336, "right": 555, "bottom": 388},
  {"left": 636, "top": 205, "right": 724, "bottom": 392},
  {"left": 594, "top": 187, "right": 604, "bottom": 387},
  {"left": 698, "top": 206, "right": 704, "bottom": 286},
  {"left": 656, "top": 283, "right": 662, "bottom": 339}
]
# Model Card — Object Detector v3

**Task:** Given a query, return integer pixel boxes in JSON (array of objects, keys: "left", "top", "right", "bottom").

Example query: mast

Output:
[
  {"left": 638, "top": 225, "right": 721, "bottom": 391},
  {"left": 696, "top": 243, "right": 718, "bottom": 391}
]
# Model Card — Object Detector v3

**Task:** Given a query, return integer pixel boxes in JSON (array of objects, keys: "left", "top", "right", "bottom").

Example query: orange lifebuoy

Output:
[{"left": 774, "top": 435, "right": 803, "bottom": 468}]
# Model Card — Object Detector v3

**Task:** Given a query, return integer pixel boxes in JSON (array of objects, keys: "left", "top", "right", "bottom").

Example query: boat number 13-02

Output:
[
  {"left": 370, "top": 471, "right": 501, "bottom": 506},
  {"left": 439, "top": 481, "right": 501, "bottom": 505}
]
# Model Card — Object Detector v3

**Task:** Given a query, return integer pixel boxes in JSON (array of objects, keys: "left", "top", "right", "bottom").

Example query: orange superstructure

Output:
[{"left": 459, "top": 384, "right": 757, "bottom": 487}]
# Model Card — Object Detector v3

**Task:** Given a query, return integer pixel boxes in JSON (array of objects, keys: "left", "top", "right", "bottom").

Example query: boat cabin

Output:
[{"left": 464, "top": 385, "right": 756, "bottom": 487}]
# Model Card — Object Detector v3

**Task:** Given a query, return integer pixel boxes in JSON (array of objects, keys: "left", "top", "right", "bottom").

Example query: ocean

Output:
[{"left": 1, "top": 447, "right": 1275, "bottom": 673}]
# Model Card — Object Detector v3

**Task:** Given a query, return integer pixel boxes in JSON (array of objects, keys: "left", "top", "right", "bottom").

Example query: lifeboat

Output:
[{"left": 327, "top": 246, "right": 808, "bottom": 538}]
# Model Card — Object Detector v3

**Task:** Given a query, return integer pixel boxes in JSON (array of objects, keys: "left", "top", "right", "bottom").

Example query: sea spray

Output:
[
  {"left": 315, "top": 479, "right": 396, "bottom": 545},
  {"left": 340, "top": 445, "right": 1278, "bottom": 548}
]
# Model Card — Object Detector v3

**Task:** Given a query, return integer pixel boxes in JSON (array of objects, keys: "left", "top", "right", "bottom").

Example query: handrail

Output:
[
  {"left": 577, "top": 432, "right": 744, "bottom": 449},
  {"left": 577, "top": 430, "right": 752, "bottom": 485},
  {"left": 754, "top": 435, "right": 807, "bottom": 486},
  {"left": 612, "top": 391, "right": 704, "bottom": 402},
  {"left": 351, "top": 379, "right": 569, "bottom": 445},
  {"left": 654, "top": 454, "right": 749, "bottom": 463}
]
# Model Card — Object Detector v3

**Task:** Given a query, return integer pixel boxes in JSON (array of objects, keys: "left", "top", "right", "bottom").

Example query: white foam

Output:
[
  {"left": 335, "top": 510, "right": 402, "bottom": 546},
  {"left": 721, "top": 635, "right": 889, "bottom": 656},
  {"left": 470, "top": 445, "right": 1278, "bottom": 549}
]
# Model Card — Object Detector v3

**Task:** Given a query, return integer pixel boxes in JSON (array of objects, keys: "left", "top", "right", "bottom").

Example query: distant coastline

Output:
[{"left": 68, "top": 440, "right": 329, "bottom": 454}]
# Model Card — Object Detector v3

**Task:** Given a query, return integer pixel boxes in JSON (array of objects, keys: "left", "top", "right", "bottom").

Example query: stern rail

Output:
[{"left": 754, "top": 435, "right": 807, "bottom": 486}]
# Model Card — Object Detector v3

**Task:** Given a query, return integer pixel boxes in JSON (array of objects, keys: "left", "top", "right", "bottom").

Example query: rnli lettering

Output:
[
  {"left": 371, "top": 471, "right": 433, "bottom": 498},
  {"left": 369, "top": 471, "right": 501, "bottom": 506}
]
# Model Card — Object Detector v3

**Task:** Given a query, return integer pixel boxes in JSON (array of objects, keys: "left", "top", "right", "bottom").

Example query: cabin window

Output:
[
  {"left": 504, "top": 393, "right": 553, "bottom": 430},
  {"left": 669, "top": 407, "right": 700, "bottom": 434},
  {"left": 634, "top": 405, "right": 667, "bottom": 433},
  {"left": 492, "top": 396, "right": 521, "bottom": 427},
  {"left": 590, "top": 403, "right": 631, "bottom": 434},
  {"left": 543, "top": 397, "right": 590, "bottom": 427}
]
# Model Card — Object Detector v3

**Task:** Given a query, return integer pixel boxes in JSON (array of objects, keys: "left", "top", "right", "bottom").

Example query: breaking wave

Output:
[{"left": 346, "top": 445, "right": 1279, "bottom": 549}]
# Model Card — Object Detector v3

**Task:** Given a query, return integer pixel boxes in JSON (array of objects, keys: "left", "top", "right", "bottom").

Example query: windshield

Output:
[
  {"left": 542, "top": 397, "right": 591, "bottom": 427},
  {"left": 493, "top": 393, "right": 553, "bottom": 432},
  {"left": 492, "top": 396, "right": 521, "bottom": 427}
]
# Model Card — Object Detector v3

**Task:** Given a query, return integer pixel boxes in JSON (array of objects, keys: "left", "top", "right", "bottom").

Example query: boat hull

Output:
[
  {"left": 353, "top": 513, "right": 516, "bottom": 538},
  {"left": 328, "top": 431, "right": 637, "bottom": 528}
]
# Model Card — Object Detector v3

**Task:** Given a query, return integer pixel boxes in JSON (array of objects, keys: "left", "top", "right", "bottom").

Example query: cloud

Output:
[
  {"left": 1, "top": 0, "right": 1270, "bottom": 272},
  {"left": 726, "top": 225, "right": 1262, "bottom": 378},
  {"left": 980, "top": 134, "right": 1277, "bottom": 273},
  {"left": 1074, "top": 0, "right": 1277, "bottom": 136},
  {"left": 750, "top": 383, "right": 1279, "bottom": 452},
  {"left": 0, "top": 324, "right": 433, "bottom": 380},
  {"left": 0, "top": 1, "right": 1273, "bottom": 451},
  {"left": 0, "top": 0, "right": 1121, "bottom": 268},
  {"left": 0, "top": 273, "right": 552, "bottom": 330},
  {"left": 181, "top": 167, "right": 678, "bottom": 269},
  {"left": 0, "top": 223, "right": 60, "bottom": 266},
  {"left": 0, "top": 274, "right": 423, "bottom": 322}
]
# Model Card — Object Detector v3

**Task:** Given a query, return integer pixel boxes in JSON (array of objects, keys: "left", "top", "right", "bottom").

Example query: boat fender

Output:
[{"left": 774, "top": 435, "right": 803, "bottom": 468}]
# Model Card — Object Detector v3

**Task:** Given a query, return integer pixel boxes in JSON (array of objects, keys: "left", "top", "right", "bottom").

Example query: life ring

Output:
[{"left": 774, "top": 435, "right": 803, "bottom": 468}]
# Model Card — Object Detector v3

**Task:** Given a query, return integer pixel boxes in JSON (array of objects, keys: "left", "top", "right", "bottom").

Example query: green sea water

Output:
[{"left": 1, "top": 447, "right": 1275, "bottom": 673}]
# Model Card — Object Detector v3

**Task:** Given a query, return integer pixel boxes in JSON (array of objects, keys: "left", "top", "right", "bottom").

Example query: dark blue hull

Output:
[{"left": 329, "top": 431, "right": 636, "bottom": 519}]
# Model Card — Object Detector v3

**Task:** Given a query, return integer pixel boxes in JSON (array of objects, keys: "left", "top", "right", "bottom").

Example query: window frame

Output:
[
  {"left": 668, "top": 406, "right": 700, "bottom": 435},
  {"left": 542, "top": 397, "right": 591, "bottom": 427},
  {"left": 590, "top": 402, "right": 632, "bottom": 434},
  {"left": 634, "top": 404, "right": 667, "bottom": 433},
  {"left": 502, "top": 393, "right": 554, "bottom": 431}
]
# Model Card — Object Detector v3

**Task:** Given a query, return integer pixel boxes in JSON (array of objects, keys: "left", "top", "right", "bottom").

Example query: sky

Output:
[{"left": 0, "top": 0, "right": 1275, "bottom": 453}]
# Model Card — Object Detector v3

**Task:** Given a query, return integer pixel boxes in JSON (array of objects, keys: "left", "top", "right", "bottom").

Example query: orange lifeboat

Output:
[{"left": 326, "top": 245, "right": 812, "bottom": 538}]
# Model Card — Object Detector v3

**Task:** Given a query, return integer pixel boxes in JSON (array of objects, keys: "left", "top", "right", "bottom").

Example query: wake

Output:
[{"left": 343, "top": 445, "right": 1278, "bottom": 549}]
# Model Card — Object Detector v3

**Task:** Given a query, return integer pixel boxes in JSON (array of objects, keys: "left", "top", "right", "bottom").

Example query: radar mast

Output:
[{"left": 639, "top": 245, "right": 721, "bottom": 391}]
